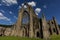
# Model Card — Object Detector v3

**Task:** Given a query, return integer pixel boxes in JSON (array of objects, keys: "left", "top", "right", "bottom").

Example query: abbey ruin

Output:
[{"left": 0, "top": 2, "right": 60, "bottom": 39}]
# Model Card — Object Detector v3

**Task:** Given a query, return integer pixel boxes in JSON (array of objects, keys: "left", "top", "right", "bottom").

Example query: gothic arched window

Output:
[{"left": 22, "top": 11, "right": 30, "bottom": 25}]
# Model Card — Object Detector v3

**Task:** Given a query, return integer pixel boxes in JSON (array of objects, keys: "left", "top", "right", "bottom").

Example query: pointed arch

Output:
[{"left": 22, "top": 11, "right": 30, "bottom": 25}]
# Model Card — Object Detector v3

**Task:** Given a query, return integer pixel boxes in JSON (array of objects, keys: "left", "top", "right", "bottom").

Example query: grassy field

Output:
[
  {"left": 0, "top": 35, "right": 60, "bottom": 40},
  {"left": 50, "top": 34, "right": 60, "bottom": 40},
  {"left": 0, "top": 36, "right": 42, "bottom": 40}
]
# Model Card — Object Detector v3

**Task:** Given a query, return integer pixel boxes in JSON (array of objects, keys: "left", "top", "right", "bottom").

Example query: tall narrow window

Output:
[{"left": 22, "top": 11, "right": 30, "bottom": 25}]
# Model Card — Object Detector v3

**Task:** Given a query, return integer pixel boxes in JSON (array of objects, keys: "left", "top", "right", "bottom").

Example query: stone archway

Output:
[
  {"left": 35, "top": 29, "right": 40, "bottom": 38},
  {"left": 36, "top": 31, "right": 40, "bottom": 37},
  {"left": 15, "top": 3, "right": 37, "bottom": 37},
  {"left": 21, "top": 11, "right": 30, "bottom": 37},
  {"left": 22, "top": 11, "right": 30, "bottom": 25}
]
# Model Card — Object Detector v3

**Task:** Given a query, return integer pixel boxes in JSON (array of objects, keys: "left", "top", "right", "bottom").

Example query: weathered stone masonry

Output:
[{"left": 0, "top": 3, "right": 60, "bottom": 39}]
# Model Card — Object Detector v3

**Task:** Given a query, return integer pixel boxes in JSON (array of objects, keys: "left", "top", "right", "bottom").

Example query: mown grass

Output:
[
  {"left": 0, "top": 36, "right": 42, "bottom": 40},
  {"left": 0, "top": 35, "right": 60, "bottom": 40},
  {"left": 50, "top": 34, "right": 60, "bottom": 40}
]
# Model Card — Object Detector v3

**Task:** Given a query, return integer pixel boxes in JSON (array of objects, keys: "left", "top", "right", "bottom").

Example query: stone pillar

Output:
[
  {"left": 42, "top": 14, "right": 49, "bottom": 40},
  {"left": 15, "top": 8, "right": 24, "bottom": 37},
  {"left": 49, "top": 21, "right": 54, "bottom": 35},
  {"left": 48, "top": 20, "right": 57, "bottom": 35},
  {"left": 11, "top": 24, "right": 16, "bottom": 36},
  {"left": 52, "top": 17, "right": 60, "bottom": 34},
  {"left": 29, "top": 7, "right": 34, "bottom": 38},
  {"left": 38, "top": 22, "right": 40, "bottom": 38},
  {"left": 51, "top": 20, "right": 57, "bottom": 35}
]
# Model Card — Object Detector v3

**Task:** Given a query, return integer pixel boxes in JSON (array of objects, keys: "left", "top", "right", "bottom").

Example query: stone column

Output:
[
  {"left": 15, "top": 8, "right": 24, "bottom": 37},
  {"left": 53, "top": 17, "right": 60, "bottom": 34},
  {"left": 49, "top": 21, "right": 54, "bottom": 35},
  {"left": 39, "top": 22, "right": 40, "bottom": 38},
  {"left": 29, "top": 8, "right": 34, "bottom": 38},
  {"left": 42, "top": 13, "right": 49, "bottom": 40}
]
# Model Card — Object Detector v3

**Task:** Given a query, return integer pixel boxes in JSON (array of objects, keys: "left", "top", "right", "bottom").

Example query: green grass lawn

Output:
[
  {"left": 50, "top": 34, "right": 60, "bottom": 40},
  {"left": 0, "top": 35, "right": 60, "bottom": 40},
  {"left": 0, "top": 36, "right": 42, "bottom": 40}
]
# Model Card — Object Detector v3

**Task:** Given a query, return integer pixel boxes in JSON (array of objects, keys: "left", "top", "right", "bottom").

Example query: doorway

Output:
[{"left": 36, "top": 32, "right": 40, "bottom": 37}]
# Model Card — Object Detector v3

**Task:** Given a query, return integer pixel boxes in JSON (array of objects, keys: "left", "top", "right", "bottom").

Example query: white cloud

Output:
[
  {"left": 14, "top": 16, "right": 17, "bottom": 19},
  {"left": 0, "top": 12, "right": 4, "bottom": 16},
  {"left": 35, "top": 8, "right": 41, "bottom": 15},
  {"left": 24, "top": 5, "right": 27, "bottom": 8},
  {"left": 19, "top": 6, "right": 21, "bottom": 8},
  {"left": 0, "top": 12, "right": 10, "bottom": 21},
  {"left": 9, "top": 21, "right": 12, "bottom": 23},
  {"left": 9, "top": 11, "right": 13, "bottom": 14},
  {"left": 43, "top": 5, "right": 47, "bottom": 8},
  {"left": 18, "top": 6, "right": 21, "bottom": 9},
  {"left": 0, "top": 10, "right": 5, "bottom": 13},
  {"left": 28, "top": 1, "right": 36, "bottom": 7},
  {"left": 2, "top": 0, "right": 17, "bottom": 6},
  {"left": 0, "top": 4, "right": 2, "bottom": 6},
  {"left": 21, "top": 3, "right": 27, "bottom": 8},
  {"left": 22, "top": 3, "right": 24, "bottom": 6},
  {"left": 21, "top": 1, "right": 36, "bottom": 7}
]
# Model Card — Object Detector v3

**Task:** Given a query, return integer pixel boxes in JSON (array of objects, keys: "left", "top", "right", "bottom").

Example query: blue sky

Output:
[{"left": 0, "top": 0, "right": 60, "bottom": 25}]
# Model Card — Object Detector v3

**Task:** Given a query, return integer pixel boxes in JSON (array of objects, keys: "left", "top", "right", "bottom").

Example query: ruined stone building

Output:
[{"left": 0, "top": 2, "right": 60, "bottom": 39}]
